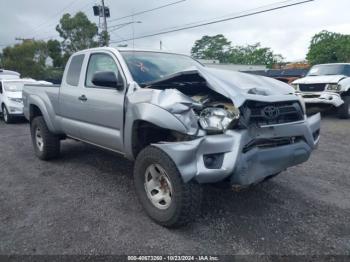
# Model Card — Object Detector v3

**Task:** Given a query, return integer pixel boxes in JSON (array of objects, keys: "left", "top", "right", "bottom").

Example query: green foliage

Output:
[
  {"left": 191, "top": 35, "right": 283, "bottom": 67},
  {"left": 1, "top": 40, "right": 48, "bottom": 79},
  {"left": 99, "top": 31, "right": 110, "bottom": 47},
  {"left": 0, "top": 11, "right": 104, "bottom": 82},
  {"left": 47, "top": 40, "right": 63, "bottom": 68},
  {"left": 191, "top": 34, "right": 231, "bottom": 63},
  {"left": 229, "top": 43, "right": 283, "bottom": 68},
  {"left": 307, "top": 30, "right": 350, "bottom": 65},
  {"left": 56, "top": 12, "right": 99, "bottom": 56}
]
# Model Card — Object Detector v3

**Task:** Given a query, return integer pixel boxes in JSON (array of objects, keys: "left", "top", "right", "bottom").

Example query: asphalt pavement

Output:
[{"left": 0, "top": 115, "right": 349, "bottom": 255}]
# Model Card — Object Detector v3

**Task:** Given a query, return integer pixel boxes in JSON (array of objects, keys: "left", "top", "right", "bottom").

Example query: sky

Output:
[{"left": 0, "top": 0, "right": 350, "bottom": 61}]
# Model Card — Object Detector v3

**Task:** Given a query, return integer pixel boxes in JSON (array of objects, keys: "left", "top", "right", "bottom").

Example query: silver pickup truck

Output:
[{"left": 23, "top": 47, "right": 321, "bottom": 227}]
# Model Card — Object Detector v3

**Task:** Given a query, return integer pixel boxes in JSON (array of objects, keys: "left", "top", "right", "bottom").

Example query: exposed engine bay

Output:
[
  {"left": 142, "top": 69, "right": 305, "bottom": 134},
  {"left": 144, "top": 72, "right": 241, "bottom": 133}
]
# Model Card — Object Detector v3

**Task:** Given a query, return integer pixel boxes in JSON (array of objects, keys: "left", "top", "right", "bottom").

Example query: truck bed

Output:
[{"left": 23, "top": 84, "right": 61, "bottom": 131}]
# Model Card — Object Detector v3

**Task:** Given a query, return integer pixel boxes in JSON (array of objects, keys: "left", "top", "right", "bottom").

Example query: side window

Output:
[
  {"left": 0, "top": 81, "right": 2, "bottom": 94},
  {"left": 344, "top": 65, "right": 350, "bottom": 77},
  {"left": 66, "top": 54, "right": 84, "bottom": 86},
  {"left": 85, "top": 53, "right": 120, "bottom": 88}
]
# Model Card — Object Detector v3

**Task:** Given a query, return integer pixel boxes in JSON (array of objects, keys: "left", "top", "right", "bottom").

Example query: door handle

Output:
[{"left": 78, "top": 95, "right": 87, "bottom": 102}]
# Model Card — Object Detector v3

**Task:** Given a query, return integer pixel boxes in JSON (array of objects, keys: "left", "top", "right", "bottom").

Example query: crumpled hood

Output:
[
  {"left": 147, "top": 66, "right": 296, "bottom": 107},
  {"left": 293, "top": 75, "right": 347, "bottom": 84}
]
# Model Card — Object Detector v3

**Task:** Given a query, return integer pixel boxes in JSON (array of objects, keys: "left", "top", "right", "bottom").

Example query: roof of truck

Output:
[
  {"left": 74, "top": 46, "right": 187, "bottom": 56},
  {"left": 0, "top": 69, "right": 20, "bottom": 80},
  {"left": 314, "top": 63, "right": 350, "bottom": 66}
]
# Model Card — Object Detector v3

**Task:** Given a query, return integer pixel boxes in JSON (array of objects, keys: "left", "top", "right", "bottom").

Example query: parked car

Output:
[
  {"left": 23, "top": 47, "right": 321, "bottom": 227},
  {"left": 0, "top": 69, "right": 20, "bottom": 80},
  {"left": 0, "top": 78, "right": 47, "bottom": 123},
  {"left": 292, "top": 63, "right": 350, "bottom": 118}
]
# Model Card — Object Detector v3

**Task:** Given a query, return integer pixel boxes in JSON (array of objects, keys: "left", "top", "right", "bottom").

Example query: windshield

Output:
[
  {"left": 120, "top": 51, "right": 201, "bottom": 85},
  {"left": 307, "top": 64, "right": 350, "bottom": 76},
  {"left": 3, "top": 81, "right": 30, "bottom": 92}
]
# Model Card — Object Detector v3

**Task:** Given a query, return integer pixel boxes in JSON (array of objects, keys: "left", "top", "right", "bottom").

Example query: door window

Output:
[
  {"left": 85, "top": 53, "right": 120, "bottom": 88},
  {"left": 66, "top": 54, "right": 85, "bottom": 86}
]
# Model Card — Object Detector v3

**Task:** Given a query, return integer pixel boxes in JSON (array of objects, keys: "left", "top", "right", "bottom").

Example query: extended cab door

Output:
[
  {"left": 0, "top": 81, "right": 3, "bottom": 113},
  {"left": 59, "top": 54, "right": 86, "bottom": 138},
  {"left": 75, "top": 51, "right": 126, "bottom": 152}
]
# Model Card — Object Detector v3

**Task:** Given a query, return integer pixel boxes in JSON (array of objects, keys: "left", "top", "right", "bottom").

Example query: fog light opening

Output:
[{"left": 203, "top": 153, "right": 225, "bottom": 169}]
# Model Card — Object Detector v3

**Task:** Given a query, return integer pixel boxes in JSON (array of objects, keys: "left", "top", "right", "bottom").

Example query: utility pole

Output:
[
  {"left": 93, "top": 1, "right": 110, "bottom": 47},
  {"left": 101, "top": 0, "right": 108, "bottom": 41}
]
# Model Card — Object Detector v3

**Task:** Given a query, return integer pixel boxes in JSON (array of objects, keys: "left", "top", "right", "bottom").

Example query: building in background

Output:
[
  {"left": 198, "top": 59, "right": 310, "bottom": 84},
  {"left": 198, "top": 59, "right": 267, "bottom": 71}
]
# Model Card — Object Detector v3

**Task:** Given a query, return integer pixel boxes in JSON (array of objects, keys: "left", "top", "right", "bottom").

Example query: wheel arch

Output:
[
  {"left": 27, "top": 97, "right": 56, "bottom": 133},
  {"left": 124, "top": 103, "right": 191, "bottom": 160}
]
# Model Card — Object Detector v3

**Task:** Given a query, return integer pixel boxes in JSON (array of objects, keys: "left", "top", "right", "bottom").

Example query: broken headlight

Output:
[{"left": 199, "top": 107, "right": 240, "bottom": 133}]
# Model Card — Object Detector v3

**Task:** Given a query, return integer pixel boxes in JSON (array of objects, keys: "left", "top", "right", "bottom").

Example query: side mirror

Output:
[{"left": 91, "top": 71, "right": 123, "bottom": 90}]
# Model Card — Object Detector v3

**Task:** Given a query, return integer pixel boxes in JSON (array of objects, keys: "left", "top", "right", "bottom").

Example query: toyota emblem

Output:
[{"left": 262, "top": 106, "right": 280, "bottom": 120}]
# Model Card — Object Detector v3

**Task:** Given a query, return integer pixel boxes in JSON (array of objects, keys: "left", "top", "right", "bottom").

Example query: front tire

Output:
[
  {"left": 134, "top": 146, "right": 202, "bottom": 228},
  {"left": 338, "top": 96, "right": 350, "bottom": 119},
  {"left": 30, "top": 116, "right": 61, "bottom": 160},
  {"left": 2, "top": 105, "right": 14, "bottom": 124}
]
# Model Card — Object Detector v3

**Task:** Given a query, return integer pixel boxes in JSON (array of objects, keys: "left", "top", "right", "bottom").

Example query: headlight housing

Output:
[
  {"left": 291, "top": 83, "right": 298, "bottom": 90},
  {"left": 8, "top": 98, "right": 23, "bottom": 104},
  {"left": 327, "top": 84, "right": 341, "bottom": 92},
  {"left": 199, "top": 107, "right": 240, "bottom": 133}
]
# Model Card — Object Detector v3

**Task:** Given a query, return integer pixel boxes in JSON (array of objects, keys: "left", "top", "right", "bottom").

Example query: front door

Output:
[{"left": 77, "top": 52, "right": 126, "bottom": 152}]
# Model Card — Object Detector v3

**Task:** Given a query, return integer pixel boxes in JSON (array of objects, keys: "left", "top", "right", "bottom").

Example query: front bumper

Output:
[
  {"left": 301, "top": 92, "right": 344, "bottom": 107},
  {"left": 6, "top": 101, "right": 24, "bottom": 115},
  {"left": 154, "top": 113, "right": 321, "bottom": 186}
]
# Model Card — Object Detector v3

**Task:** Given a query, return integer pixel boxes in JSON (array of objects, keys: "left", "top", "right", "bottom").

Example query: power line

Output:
[
  {"left": 29, "top": 0, "right": 94, "bottom": 39},
  {"left": 110, "top": 0, "right": 314, "bottom": 44},
  {"left": 30, "top": 0, "right": 78, "bottom": 33},
  {"left": 108, "top": 0, "right": 186, "bottom": 24},
  {"left": 132, "top": 0, "right": 298, "bottom": 38}
]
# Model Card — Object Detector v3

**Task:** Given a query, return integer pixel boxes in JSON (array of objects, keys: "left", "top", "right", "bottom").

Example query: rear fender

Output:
[{"left": 28, "top": 95, "right": 58, "bottom": 133}]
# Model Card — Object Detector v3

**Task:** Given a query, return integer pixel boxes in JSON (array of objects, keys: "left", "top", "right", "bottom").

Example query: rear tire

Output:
[
  {"left": 30, "top": 116, "right": 60, "bottom": 160},
  {"left": 2, "top": 105, "right": 14, "bottom": 124},
  {"left": 338, "top": 96, "right": 350, "bottom": 119},
  {"left": 134, "top": 146, "right": 202, "bottom": 228}
]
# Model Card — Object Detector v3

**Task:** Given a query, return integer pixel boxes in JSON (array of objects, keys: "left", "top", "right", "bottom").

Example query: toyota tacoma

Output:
[{"left": 23, "top": 47, "right": 321, "bottom": 227}]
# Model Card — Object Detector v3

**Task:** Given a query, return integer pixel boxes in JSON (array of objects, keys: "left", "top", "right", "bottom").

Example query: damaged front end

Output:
[{"left": 125, "top": 67, "right": 321, "bottom": 187}]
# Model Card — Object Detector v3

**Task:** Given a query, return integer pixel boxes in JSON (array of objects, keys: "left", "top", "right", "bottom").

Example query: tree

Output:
[
  {"left": 56, "top": 12, "right": 99, "bottom": 57},
  {"left": 99, "top": 31, "right": 110, "bottom": 47},
  {"left": 1, "top": 40, "right": 48, "bottom": 79},
  {"left": 47, "top": 39, "right": 63, "bottom": 68},
  {"left": 307, "top": 30, "right": 350, "bottom": 65},
  {"left": 191, "top": 34, "right": 231, "bottom": 63},
  {"left": 229, "top": 43, "right": 283, "bottom": 68},
  {"left": 191, "top": 35, "right": 283, "bottom": 68}
]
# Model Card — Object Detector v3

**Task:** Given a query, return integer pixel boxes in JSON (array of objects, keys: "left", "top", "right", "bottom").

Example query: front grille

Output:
[
  {"left": 302, "top": 94, "right": 320, "bottom": 98},
  {"left": 299, "top": 83, "right": 326, "bottom": 92},
  {"left": 241, "top": 100, "right": 304, "bottom": 127},
  {"left": 243, "top": 136, "right": 302, "bottom": 153}
]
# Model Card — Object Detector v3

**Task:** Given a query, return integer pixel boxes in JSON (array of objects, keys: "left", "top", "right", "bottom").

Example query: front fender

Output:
[
  {"left": 338, "top": 78, "right": 350, "bottom": 93},
  {"left": 124, "top": 102, "right": 189, "bottom": 160}
]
